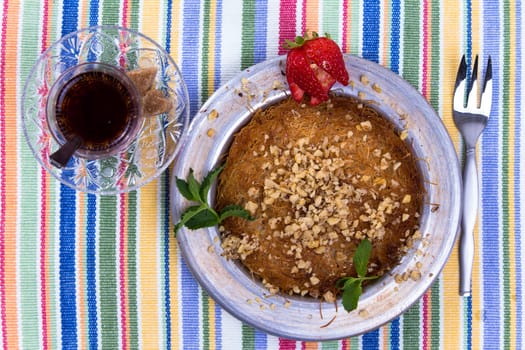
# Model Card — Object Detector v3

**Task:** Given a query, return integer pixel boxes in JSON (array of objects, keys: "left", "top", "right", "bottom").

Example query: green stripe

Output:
[
  {"left": 241, "top": 0, "right": 256, "bottom": 70},
  {"left": 401, "top": 2, "right": 421, "bottom": 348},
  {"left": 18, "top": 2, "right": 43, "bottom": 348},
  {"left": 99, "top": 195, "right": 119, "bottom": 349},
  {"left": 127, "top": 1, "right": 140, "bottom": 347},
  {"left": 241, "top": 324, "right": 254, "bottom": 349},
  {"left": 350, "top": 336, "right": 360, "bottom": 348},
  {"left": 102, "top": 0, "right": 120, "bottom": 25},
  {"left": 430, "top": 281, "right": 441, "bottom": 349},
  {"left": 403, "top": 302, "right": 421, "bottom": 350},
  {"left": 402, "top": 0, "right": 421, "bottom": 89},
  {"left": 429, "top": 0, "right": 441, "bottom": 112},
  {"left": 322, "top": 0, "right": 340, "bottom": 43},
  {"left": 321, "top": 340, "right": 339, "bottom": 349},
  {"left": 429, "top": 2, "right": 441, "bottom": 348},
  {"left": 127, "top": 192, "right": 139, "bottom": 349},
  {"left": 98, "top": 6, "right": 120, "bottom": 349},
  {"left": 201, "top": 0, "right": 211, "bottom": 102},
  {"left": 201, "top": 290, "right": 210, "bottom": 350},
  {"left": 502, "top": 0, "right": 511, "bottom": 348}
]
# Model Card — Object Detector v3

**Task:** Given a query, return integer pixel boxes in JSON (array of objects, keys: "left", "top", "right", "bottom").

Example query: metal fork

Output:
[{"left": 453, "top": 54, "right": 493, "bottom": 296}]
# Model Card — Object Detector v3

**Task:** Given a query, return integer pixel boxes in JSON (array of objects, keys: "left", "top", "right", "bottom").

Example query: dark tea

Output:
[{"left": 47, "top": 63, "right": 142, "bottom": 160}]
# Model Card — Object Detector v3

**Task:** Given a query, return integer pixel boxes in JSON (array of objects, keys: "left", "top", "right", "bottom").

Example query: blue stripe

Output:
[
  {"left": 464, "top": 3, "right": 473, "bottom": 348},
  {"left": 86, "top": 195, "right": 98, "bottom": 350},
  {"left": 163, "top": 4, "right": 174, "bottom": 346},
  {"left": 165, "top": 0, "right": 173, "bottom": 53},
  {"left": 390, "top": 317, "right": 400, "bottom": 350},
  {"left": 514, "top": 1, "right": 522, "bottom": 346},
  {"left": 361, "top": 0, "right": 380, "bottom": 63},
  {"left": 59, "top": 2, "right": 79, "bottom": 348},
  {"left": 254, "top": 0, "right": 268, "bottom": 64},
  {"left": 89, "top": 0, "right": 99, "bottom": 26},
  {"left": 215, "top": 299, "right": 222, "bottom": 349},
  {"left": 182, "top": 0, "right": 201, "bottom": 116},
  {"left": 466, "top": 296, "right": 472, "bottom": 350},
  {"left": 254, "top": 329, "right": 267, "bottom": 349},
  {"left": 390, "top": 0, "right": 401, "bottom": 74},
  {"left": 59, "top": 185, "right": 78, "bottom": 349},
  {"left": 163, "top": 173, "right": 172, "bottom": 349},
  {"left": 180, "top": 257, "right": 201, "bottom": 347},
  {"left": 481, "top": 0, "right": 501, "bottom": 347},
  {"left": 362, "top": 328, "right": 380, "bottom": 350},
  {"left": 465, "top": 0, "right": 472, "bottom": 69},
  {"left": 214, "top": 0, "right": 223, "bottom": 91}
]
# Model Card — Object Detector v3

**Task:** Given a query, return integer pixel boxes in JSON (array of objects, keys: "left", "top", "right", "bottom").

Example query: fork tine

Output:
[
  {"left": 454, "top": 55, "right": 467, "bottom": 91},
  {"left": 467, "top": 55, "right": 479, "bottom": 109},
  {"left": 454, "top": 55, "right": 468, "bottom": 109},
  {"left": 453, "top": 55, "right": 468, "bottom": 109},
  {"left": 479, "top": 56, "right": 493, "bottom": 117}
]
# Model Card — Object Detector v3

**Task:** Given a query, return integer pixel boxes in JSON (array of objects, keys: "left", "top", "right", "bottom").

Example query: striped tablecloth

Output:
[{"left": 1, "top": 0, "right": 522, "bottom": 349}]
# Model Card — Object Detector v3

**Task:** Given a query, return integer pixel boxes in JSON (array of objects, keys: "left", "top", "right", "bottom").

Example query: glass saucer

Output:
[{"left": 21, "top": 25, "right": 190, "bottom": 195}]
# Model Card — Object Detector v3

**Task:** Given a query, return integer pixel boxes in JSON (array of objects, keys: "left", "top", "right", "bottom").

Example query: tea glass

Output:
[{"left": 21, "top": 26, "right": 190, "bottom": 195}]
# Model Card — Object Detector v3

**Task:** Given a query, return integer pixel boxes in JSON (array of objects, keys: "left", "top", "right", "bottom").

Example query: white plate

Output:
[{"left": 170, "top": 55, "right": 461, "bottom": 340}]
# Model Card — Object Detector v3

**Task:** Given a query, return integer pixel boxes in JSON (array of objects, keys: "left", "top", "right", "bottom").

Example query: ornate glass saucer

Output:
[{"left": 21, "top": 25, "right": 189, "bottom": 195}]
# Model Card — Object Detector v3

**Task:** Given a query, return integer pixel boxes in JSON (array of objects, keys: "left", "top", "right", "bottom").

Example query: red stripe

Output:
[
  {"left": 39, "top": 1, "right": 51, "bottom": 348},
  {"left": 279, "top": 338, "right": 296, "bottom": 350},
  {"left": 341, "top": 0, "right": 349, "bottom": 52},
  {"left": 278, "top": 0, "right": 297, "bottom": 55},
  {"left": 0, "top": 0, "right": 9, "bottom": 347},
  {"left": 119, "top": 7, "right": 130, "bottom": 348},
  {"left": 421, "top": 0, "right": 429, "bottom": 98},
  {"left": 119, "top": 194, "right": 128, "bottom": 350},
  {"left": 422, "top": 293, "right": 430, "bottom": 349}
]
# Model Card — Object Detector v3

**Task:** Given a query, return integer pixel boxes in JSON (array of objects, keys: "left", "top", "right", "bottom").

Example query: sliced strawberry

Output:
[
  {"left": 303, "top": 37, "right": 349, "bottom": 85},
  {"left": 284, "top": 32, "right": 349, "bottom": 105},
  {"left": 286, "top": 48, "right": 332, "bottom": 105}
]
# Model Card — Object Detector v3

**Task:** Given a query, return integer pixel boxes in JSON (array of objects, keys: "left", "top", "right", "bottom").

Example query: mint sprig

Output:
[
  {"left": 336, "top": 239, "right": 379, "bottom": 312},
  {"left": 174, "top": 166, "right": 254, "bottom": 234}
]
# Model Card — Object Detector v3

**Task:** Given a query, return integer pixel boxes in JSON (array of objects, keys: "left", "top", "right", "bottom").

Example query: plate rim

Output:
[{"left": 170, "top": 54, "right": 461, "bottom": 340}]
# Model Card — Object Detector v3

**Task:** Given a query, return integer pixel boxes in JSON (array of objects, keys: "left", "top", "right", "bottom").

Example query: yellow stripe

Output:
[
  {"left": 138, "top": 182, "right": 162, "bottom": 348},
  {"left": 137, "top": 3, "right": 164, "bottom": 337},
  {"left": 304, "top": 0, "right": 320, "bottom": 32},
  {"left": 440, "top": 1, "right": 462, "bottom": 348},
  {"left": 380, "top": 0, "right": 390, "bottom": 68},
  {"left": 507, "top": 1, "right": 517, "bottom": 347}
]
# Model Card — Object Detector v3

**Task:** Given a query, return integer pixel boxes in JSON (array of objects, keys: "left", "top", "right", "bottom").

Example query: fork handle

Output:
[{"left": 460, "top": 148, "right": 479, "bottom": 296}]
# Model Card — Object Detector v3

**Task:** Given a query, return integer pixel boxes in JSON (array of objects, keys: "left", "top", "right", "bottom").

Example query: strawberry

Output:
[{"left": 284, "top": 32, "right": 349, "bottom": 105}]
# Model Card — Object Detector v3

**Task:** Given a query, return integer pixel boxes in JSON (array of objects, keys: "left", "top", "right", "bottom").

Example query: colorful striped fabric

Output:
[{"left": 0, "top": 0, "right": 522, "bottom": 349}]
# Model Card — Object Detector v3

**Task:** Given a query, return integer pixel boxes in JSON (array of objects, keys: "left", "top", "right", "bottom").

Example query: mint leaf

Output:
[
  {"left": 337, "top": 239, "right": 378, "bottom": 312},
  {"left": 174, "top": 205, "right": 204, "bottom": 233},
  {"left": 341, "top": 279, "right": 362, "bottom": 312},
  {"left": 174, "top": 166, "right": 256, "bottom": 235},
  {"left": 219, "top": 204, "right": 254, "bottom": 222},
  {"left": 187, "top": 169, "right": 203, "bottom": 203},
  {"left": 185, "top": 208, "right": 220, "bottom": 229},
  {"left": 175, "top": 178, "right": 194, "bottom": 201},
  {"left": 354, "top": 239, "right": 372, "bottom": 278},
  {"left": 200, "top": 164, "right": 224, "bottom": 202}
]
